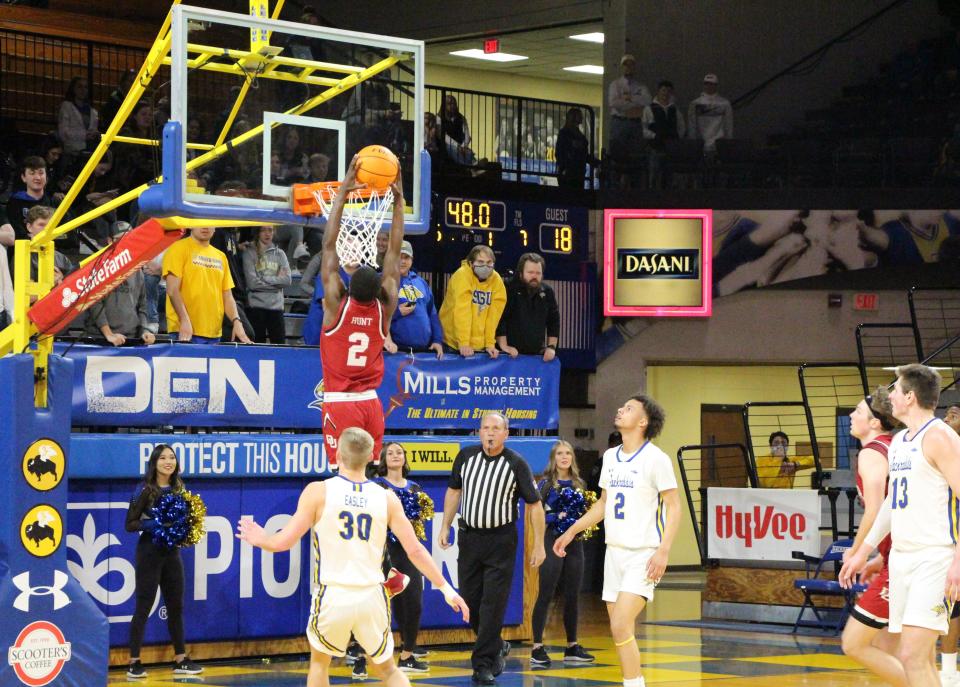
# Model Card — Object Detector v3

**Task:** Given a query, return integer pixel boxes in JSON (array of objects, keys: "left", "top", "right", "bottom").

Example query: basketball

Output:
[{"left": 355, "top": 145, "right": 400, "bottom": 190}]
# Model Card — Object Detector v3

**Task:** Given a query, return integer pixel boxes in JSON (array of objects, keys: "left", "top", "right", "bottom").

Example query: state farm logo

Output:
[
  {"left": 714, "top": 504, "right": 807, "bottom": 547},
  {"left": 7, "top": 621, "right": 71, "bottom": 686}
]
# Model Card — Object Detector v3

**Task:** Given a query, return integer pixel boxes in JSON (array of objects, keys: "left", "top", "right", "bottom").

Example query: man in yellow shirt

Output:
[
  {"left": 755, "top": 431, "right": 816, "bottom": 489},
  {"left": 162, "top": 227, "right": 251, "bottom": 344},
  {"left": 438, "top": 245, "right": 506, "bottom": 357}
]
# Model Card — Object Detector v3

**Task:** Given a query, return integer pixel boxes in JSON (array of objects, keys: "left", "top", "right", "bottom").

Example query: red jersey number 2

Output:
[{"left": 346, "top": 332, "right": 370, "bottom": 367}]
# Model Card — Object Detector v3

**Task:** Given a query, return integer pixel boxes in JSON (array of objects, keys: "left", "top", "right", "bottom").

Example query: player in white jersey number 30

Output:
[
  {"left": 237, "top": 427, "right": 469, "bottom": 687},
  {"left": 554, "top": 394, "right": 681, "bottom": 687},
  {"left": 841, "top": 364, "right": 960, "bottom": 687}
]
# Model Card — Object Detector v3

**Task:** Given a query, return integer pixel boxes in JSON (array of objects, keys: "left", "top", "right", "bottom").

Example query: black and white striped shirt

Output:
[{"left": 448, "top": 445, "right": 540, "bottom": 529}]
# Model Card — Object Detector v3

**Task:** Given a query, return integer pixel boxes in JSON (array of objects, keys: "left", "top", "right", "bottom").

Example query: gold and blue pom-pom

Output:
[
  {"left": 413, "top": 491, "right": 435, "bottom": 541},
  {"left": 148, "top": 490, "right": 206, "bottom": 549},
  {"left": 182, "top": 490, "right": 207, "bottom": 548},
  {"left": 552, "top": 487, "right": 599, "bottom": 539}
]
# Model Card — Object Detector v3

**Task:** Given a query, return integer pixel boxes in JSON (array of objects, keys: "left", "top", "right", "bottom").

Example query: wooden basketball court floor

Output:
[{"left": 106, "top": 584, "right": 886, "bottom": 686}]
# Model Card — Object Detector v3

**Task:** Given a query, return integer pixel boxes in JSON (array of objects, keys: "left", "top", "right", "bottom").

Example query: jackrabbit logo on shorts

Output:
[
  {"left": 19, "top": 505, "right": 63, "bottom": 558},
  {"left": 7, "top": 620, "right": 72, "bottom": 686}
]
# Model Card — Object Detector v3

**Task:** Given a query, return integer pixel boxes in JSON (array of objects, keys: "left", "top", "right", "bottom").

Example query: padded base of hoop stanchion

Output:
[{"left": 139, "top": 122, "right": 432, "bottom": 234}]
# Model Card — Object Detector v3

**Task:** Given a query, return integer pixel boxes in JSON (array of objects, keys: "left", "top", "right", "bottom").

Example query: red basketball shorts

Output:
[
  {"left": 851, "top": 563, "right": 890, "bottom": 628},
  {"left": 321, "top": 392, "right": 384, "bottom": 469}
]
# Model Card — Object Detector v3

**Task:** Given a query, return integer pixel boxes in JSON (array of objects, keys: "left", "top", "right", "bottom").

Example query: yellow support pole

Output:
[
  {"left": 215, "top": 0, "right": 287, "bottom": 148},
  {"left": 34, "top": 1, "right": 181, "bottom": 248},
  {"left": 113, "top": 134, "right": 215, "bottom": 151}
]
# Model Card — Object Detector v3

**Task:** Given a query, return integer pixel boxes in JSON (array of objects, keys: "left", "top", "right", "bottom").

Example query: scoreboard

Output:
[{"left": 428, "top": 196, "right": 590, "bottom": 271}]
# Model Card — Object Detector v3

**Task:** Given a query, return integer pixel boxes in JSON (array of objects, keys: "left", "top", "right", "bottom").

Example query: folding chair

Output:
[{"left": 792, "top": 538, "right": 867, "bottom": 634}]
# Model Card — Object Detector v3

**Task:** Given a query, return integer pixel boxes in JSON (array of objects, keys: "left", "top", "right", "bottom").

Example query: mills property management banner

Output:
[{"left": 54, "top": 343, "right": 560, "bottom": 430}]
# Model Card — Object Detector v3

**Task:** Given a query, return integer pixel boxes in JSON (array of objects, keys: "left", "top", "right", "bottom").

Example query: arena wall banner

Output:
[
  {"left": 66, "top": 434, "right": 557, "bottom": 646},
  {"left": 705, "top": 487, "right": 821, "bottom": 561},
  {"left": 712, "top": 209, "right": 959, "bottom": 297},
  {"left": 55, "top": 343, "right": 560, "bottom": 430}
]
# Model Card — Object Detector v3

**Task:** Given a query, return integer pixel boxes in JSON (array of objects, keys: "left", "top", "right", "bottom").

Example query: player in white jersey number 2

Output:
[
  {"left": 841, "top": 364, "right": 960, "bottom": 687},
  {"left": 554, "top": 394, "right": 681, "bottom": 687},
  {"left": 237, "top": 427, "right": 469, "bottom": 687}
]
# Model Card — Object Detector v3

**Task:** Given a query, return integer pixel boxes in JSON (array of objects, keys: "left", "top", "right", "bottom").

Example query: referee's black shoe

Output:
[
  {"left": 500, "top": 640, "right": 511, "bottom": 657},
  {"left": 492, "top": 655, "right": 505, "bottom": 677},
  {"left": 472, "top": 667, "right": 495, "bottom": 685}
]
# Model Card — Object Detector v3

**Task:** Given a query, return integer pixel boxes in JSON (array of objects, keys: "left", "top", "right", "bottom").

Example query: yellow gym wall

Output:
[{"left": 646, "top": 365, "right": 804, "bottom": 566}]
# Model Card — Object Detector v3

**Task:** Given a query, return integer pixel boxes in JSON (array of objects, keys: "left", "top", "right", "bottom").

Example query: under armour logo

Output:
[
  {"left": 60, "top": 287, "right": 79, "bottom": 309},
  {"left": 12, "top": 571, "right": 71, "bottom": 612}
]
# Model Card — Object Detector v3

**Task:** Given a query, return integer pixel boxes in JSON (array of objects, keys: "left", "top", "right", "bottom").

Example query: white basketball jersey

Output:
[
  {"left": 316, "top": 475, "right": 389, "bottom": 586},
  {"left": 599, "top": 442, "right": 679, "bottom": 550},
  {"left": 889, "top": 418, "right": 959, "bottom": 552}
]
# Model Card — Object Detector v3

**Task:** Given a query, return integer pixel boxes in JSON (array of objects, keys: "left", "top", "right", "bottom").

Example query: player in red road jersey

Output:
[
  {"left": 319, "top": 158, "right": 403, "bottom": 469},
  {"left": 840, "top": 387, "right": 904, "bottom": 687}
]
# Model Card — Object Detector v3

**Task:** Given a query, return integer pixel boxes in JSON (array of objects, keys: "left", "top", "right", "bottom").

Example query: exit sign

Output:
[
  {"left": 483, "top": 38, "right": 500, "bottom": 54},
  {"left": 854, "top": 293, "right": 879, "bottom": 311}
]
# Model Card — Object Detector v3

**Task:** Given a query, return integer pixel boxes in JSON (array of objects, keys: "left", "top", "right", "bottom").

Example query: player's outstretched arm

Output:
[
  {"left": 386, "top": 491, "right": 469, "bottom": 622},
  {"left": 553, "top": 489, "right": 606, "bottom": 557},
  {"left": 236, "top": 481, "right": 325, "bottom": 553},
  {"left": 320, "top": 157, "right": 361, "bottom": 312},
  {"left": 927, "top": 426, "right": 960, "bottom": 600},
  {"left": 380, "top": 175, "right": 405, "bottom": 318},
  {"left": 647, "top": 488, "right": 681, "bottom": 581}
]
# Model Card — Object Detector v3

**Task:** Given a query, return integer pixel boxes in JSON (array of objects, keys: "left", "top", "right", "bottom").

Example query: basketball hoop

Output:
[{"left": 292, "top": 181, "right": 393, "bottom": 268}]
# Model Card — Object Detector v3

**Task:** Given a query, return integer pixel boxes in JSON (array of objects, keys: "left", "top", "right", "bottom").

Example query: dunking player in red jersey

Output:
[
  {"left": 840, "top": 387, "right": 905, "bottom": 687},
  {"left": 319, "top": 158, "right": 403, "bottom": 469}
]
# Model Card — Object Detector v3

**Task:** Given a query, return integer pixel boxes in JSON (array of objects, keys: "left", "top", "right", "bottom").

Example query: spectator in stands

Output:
[
  {"left": 342, "top": 55, "right": 392, "bottom": 154},
  {"left": 40, "top": 137, "right": 64, "bottom": 191},
  {"left": 24, "top": 206, "right": 74, "bottom": 285},
  {"left": 687, "top": 73, "right": 733, "bottom": 154},
  {"left": 100, "top": 70, "right": 136, "bottom": 133},
  {"left": 607, "top": 54, "right": 650, "bottom": 164},
  {"left": 57, "top": 77, "right": 100, "bottom": 163},
  {"left": 424, "top": 112, "right": 441, "bottom": 162},
  {"left": 555, "top": 108, "right": 595, "bottom": 189},
  {"left": 0, "top": 236, "right": 12, "bottom": 329},
  {"left": 242, "top": 225, "right": 292, "bottom": 344},
  {"left": 643, "top": 80, "right": 685, "bottom": 189},
  {"left": 438, "top": 245, "right": 506, "bottom": 358},
  {"left": 755, "top": 431, "right": 816, "bottom": 488},
  {"left": 142, "top": 250, "right": 165, "bottom": 334},
  {"left": 305, "top": 153, "right": 330, "bottom": 183},
  {"left": 300, "top": 235, "right": 360, "bottom": 345},
  {"left": 115, "top": 102, "right": 158, "bottom": 220},
  {"left": 1, "top": 156, "right": 55, "bottom": 271},
  {"left": 83, "top": 227, "right": 155, "bottom": 346},
  {"left": 275, "top": 128, "right": 309, "bottom": 185},
  {"left": 439, "top": 95, "right": 477, "bottom": 166},
  {"left": 384, "top": 240, "right": 443, "bottom": 357},
  {"left": 496, "top": 253, "right": 559, "bottom": 362},
  {"left": 162, "top": 228, "right": 252, "bottom": 344},
  {"left": 207, "top": 217, "right": 256, "bottom": 342},
  {"left": 77, "top": 151, "right": 121, "bottom": 252}
]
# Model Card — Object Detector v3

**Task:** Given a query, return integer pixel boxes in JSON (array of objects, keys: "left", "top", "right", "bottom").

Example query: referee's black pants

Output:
[{"left": 458, "top": 523, "right": 516, "bottom": 671}]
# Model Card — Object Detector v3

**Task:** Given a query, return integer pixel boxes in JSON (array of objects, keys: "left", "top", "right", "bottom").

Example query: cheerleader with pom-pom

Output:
[
  {"left": 124, "top": 444, "right": 204, "bottom": 679},
  {"left": 374, "top": 442, "right": 434, "bottom": 673},
  {"left": 530, "top": 440, "right": 596, "bottom": 667}
]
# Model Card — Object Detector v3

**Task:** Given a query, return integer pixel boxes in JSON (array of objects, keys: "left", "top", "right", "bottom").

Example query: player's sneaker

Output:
[
  {"left": 529, "top": 646, "right": 551, "bottom": 666},
  {"left": 345, "top": 643, "right": 362, "bottom": 665},
  {"left": 352, "top": 656, "right": 367, "bottom": 680},
  {"left": 563, "top": 644, "right": 595, "bottom": 663},
  {"left": 126, "top": 661, "right": 147, "bottom": 679},
  {"left": 173, "top": 657, "right": 203, "bottom": 674},
  {"left": 398, "top": 655, "right": 429, "bottom": 673},
  {"left": 384, "top": 568, "right": 410, "bottom": 597}
]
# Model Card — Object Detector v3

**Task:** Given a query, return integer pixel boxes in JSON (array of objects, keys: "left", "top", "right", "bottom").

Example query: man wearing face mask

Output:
[
  {"left": 496, "top": 253, "right": 560, "bottom": 362},
  {"left": 439, "top": 245, "right": 506, "bottom": 358},
  {"left": 755, "top": 431, "right": 816, "bottom": 489}
]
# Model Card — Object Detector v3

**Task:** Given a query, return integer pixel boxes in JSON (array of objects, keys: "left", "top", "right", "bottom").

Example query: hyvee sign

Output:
[{"left": 706, "top": 488, "right": 821, "bottom": 561}]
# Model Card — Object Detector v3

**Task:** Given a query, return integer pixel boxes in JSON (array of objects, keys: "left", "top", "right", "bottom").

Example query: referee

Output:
[{"left": 440, "top": 412, "right": 546, "bottom": 684}]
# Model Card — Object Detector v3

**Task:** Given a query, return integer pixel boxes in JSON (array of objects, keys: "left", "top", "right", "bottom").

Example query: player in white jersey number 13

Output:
[
  {"left": 553, "top": 394, "right": 681, "bottom": 687},
  {"left": 840, "top": 364, "right": 960, "bottom": 687},
  {"left": 237, "top": 427, "right": 468, "bottom": 687}
]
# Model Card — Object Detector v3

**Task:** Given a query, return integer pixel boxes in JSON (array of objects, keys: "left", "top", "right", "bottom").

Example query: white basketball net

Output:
[{"left": 313, "top": 185, "right": 394, "bottom": 268}]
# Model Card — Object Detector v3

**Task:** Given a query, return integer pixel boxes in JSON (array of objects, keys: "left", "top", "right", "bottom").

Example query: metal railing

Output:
[
  {"left": 0, "top": 27, "right": 599, "bottom": 188},
  {"left": 676, "top": 442, "right": 755, "bottom": 562},
  {"left": 908, "top": 287, "right": 960, "bottom": 366},
  {"left": 742, "top": 401, "right": 822, "bottom": 487}
]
